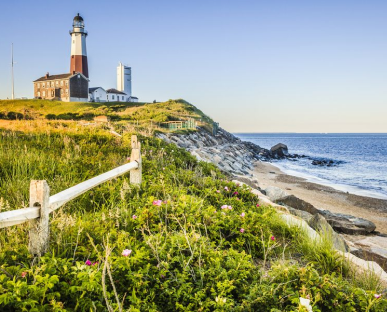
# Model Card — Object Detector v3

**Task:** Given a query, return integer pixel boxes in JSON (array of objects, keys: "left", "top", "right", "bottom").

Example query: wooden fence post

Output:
[
  {"left": 29, "top": 180, "right": 50, "bottom": 256},
  {"left": 130, "top": 135, "right": 142, "bottom": 186}
]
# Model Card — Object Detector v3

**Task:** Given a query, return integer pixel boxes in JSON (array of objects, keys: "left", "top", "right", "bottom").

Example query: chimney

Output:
[
  {"left": 45, "top": 72, "right": 49, "bottom": 78},
  {"left": 72, "top": 71, "right": 76, "bottom": 75}
]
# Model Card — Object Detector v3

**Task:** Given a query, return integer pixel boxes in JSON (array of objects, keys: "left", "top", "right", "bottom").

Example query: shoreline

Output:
[
  {"left": 271, "top": 161, "right": 387, "bottom": 200},
  {"left": 253, "top": 161, "right": 387, "bottom": 234}
]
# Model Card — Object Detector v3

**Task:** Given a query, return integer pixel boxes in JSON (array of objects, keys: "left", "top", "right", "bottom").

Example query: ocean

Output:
[{"left": 235, "top": 133, "right": 387, "bottom": 200}]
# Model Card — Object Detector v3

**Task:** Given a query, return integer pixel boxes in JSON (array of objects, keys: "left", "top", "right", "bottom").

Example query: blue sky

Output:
[{"left": 0, "top": 0, "right": 386, "bottom": 132}]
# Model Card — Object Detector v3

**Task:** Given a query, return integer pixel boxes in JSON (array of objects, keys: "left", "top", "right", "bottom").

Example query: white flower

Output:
[{"left": 299, "top": 297, "right": 312, "bottom": 312}]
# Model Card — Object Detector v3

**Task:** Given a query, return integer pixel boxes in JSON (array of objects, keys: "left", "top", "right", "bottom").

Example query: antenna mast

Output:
[{"left": 11, "top": 43, "right": 14, "bottom": 100}]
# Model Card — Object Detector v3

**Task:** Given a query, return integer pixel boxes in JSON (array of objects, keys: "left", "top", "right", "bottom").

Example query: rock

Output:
[
  {"left": 264, "top": 186, "right": 289, "bottom": 202},
  {"left": 351, "top": 236, "right": 387, "bottom": 271},
  {"left": 277, "top": 195, "right": 320, "bottom": 215},
  {"left": 270, "top": 143, "right": 288, "bottom": 158},
  {"left": 308, "top": 213, "right": 349, "bottom": 252},
  {"left": 287, "top": 207, "right": 313, "bottom": 223},
  {"left": 344, "top": 252, "right": 387, "bottom": 288},
  {"left": 319, "top": 210, "right": 376, "bottom": 235}
]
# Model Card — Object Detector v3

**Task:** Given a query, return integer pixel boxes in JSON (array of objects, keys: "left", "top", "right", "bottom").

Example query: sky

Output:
[{"left": 0, "top": 0, "right": 386, "bottom": 133}]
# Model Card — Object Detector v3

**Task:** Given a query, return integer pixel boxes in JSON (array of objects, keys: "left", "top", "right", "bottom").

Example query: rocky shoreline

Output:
[{"left": 156, "top": 127, "right": 387, "bottom": 277}]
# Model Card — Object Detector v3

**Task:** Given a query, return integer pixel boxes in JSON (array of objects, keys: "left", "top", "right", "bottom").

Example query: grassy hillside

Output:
[
  {"left": 0, "top": 99, "right": 214, "bottom": 128},
  {"left": 0, "top": 121, "right": 386, "bottom": 311}
]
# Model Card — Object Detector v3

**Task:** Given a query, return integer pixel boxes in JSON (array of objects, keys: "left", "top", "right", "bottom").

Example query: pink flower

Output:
[
  {"left": 122, "top": 249, "right": 132, "bottom": 257},
  {"left": 227, "top": 205, "right": 232, "bottom": 210},
  {"left": 126, "top": 157, "right": 131, "bottom": 161},
  {"left": 21, "top": 272, "right": 27, "bottom": 278},
  {"left": 374, "top": 294, "right": 381, "bottom": 299},
  {"left": 132, "top": 215, "right": 137, "bottom": 219},
  {"left": 224, "top": 186, "right": 229, "bottom": 191},
  {"left": 221, "top": 205, "right": 228, "bottom": 209},
  {"left": 214, "top": 210, "right": 217, "bottom": 213},
  {"left": 216, "top": 190, "right": 220, "bottom": 193},
  {"left": 85, "top": 259, "right": 92, "bottom": 266},
  {"left": 240, "top": 228, "right": 245, "bottom": 233},
  {"left": 153, "top": 200, "right": 162, "bottom": 206},
  {"left": 163, "top": 200, "right": 168, "bottom": 204},
  {"left": 241, "top": 212, "right": 245, "bottom": 217},
  {"left": 236, "top": 197, "right": 240, "bottom": 200},
  {"left": 233, "top": 191, "right": 239, "bottom": 196},
  {"left": 256, "top": 204, "right": 260, "bottom": 207},
  {"left": 271, "top": 236, "right": 275, "bottom": 241}
]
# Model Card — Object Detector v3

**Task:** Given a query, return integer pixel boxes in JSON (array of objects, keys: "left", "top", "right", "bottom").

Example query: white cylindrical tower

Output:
[
  {"left": 70, "top": 13, "right": 88, "bottom": 78},
  {"left": 117, "top": 62, "right": 132, "bottom": 96}
]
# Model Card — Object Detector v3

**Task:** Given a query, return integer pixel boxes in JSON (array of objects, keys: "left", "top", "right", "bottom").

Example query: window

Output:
[
  {"left": 65, "top": 81, "right": 68, "bottom": 86},
  {"left": 37, "top": 83, "right": 40, "bottom": 88},
  {"left": 37, "top": 91, "right": 40, "bottom": 97},
  {"left": 51, "top": 82, "right": 54, "bottom": 87},
  {"left": 42, "top": 83, "right": 45, "bottom": 88},
  {"left": 56, "top": 81, "right": 59, "bottom": 86},
  {"left": 65, "top": 89, "right": 68, "bottom": 95},
  {"left": 51, "top": 91, "right": 54, "bottom": 97},
  {"left": 60, "top": 81, "right": 63, "bottom": 86},
  {"left": 112, "top": 95, "right": 115, "bottom": 100},
  {"left": 42, "top": 91, "right": 46, "bottom": 97},
  {"left": 122, "top": 96, "right": 124, "bottom": 100}
]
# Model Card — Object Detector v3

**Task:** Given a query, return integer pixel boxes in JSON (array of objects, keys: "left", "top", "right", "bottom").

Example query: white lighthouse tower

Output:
[
  {"left": 70, "top": 13, "right": 89, "bottom": 78},
  {"left": 117, "top": 62, "right": 132, "bottom": 97}
]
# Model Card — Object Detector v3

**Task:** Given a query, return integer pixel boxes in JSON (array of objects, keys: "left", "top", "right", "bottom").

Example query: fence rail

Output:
[{"left": 0, "top": 135, "right": 142, "bottom": 256}]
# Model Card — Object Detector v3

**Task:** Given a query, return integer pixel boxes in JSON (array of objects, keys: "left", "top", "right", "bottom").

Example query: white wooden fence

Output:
[{"left": 0, "top": 135, "right": 142, "bottom": 256}]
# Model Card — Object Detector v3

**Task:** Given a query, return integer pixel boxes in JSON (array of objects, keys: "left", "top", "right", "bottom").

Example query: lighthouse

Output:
[{"left": 70, "top": 13, "right": 88, "bottom": 78}]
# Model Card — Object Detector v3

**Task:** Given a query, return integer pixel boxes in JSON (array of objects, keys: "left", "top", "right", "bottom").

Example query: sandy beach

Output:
[{"left": 253, "top": 161, "right": 387, "bottom": 235}]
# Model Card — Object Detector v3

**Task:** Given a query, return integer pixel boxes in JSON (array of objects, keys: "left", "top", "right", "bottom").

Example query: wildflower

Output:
[
  {"left": 153, "top": 200, "right": 162, "bottom": 206},
  {"left": 215, "top": 296, "right": 227, "bottom": 303},
  {"left": 122, "top": 249, "right": 132, "bottom": 257},
  {"left": 271, "top": 236, "right": 275, "bottom": 241},
  {"left": 256, "top": 204, "right": 260, "bottom": 207},
  {"left": 85, "top": 259, "right": 92, "bottom": 266},
  {"left": 224, "top": 186, "right": 229, "bottom": 191},
  {"left": 163, "top": 200, "right": 168, "bottom": 204},
  {"left": 126, "top": 157, "right": 130, "bottom": 161},
  {"left": 227, "top": 205, "right": 232, "bottom": 210},
  {"left": 214, "top": 210, "right": 217, "bottom": 213},
  {"left": 375, "top": 294, "right": 381, "bottom": 299},
  {"left": 241, "top": 212, "right": 245, "bottom": 217},
  {"left": 233, "top": 191, "right": 239, "bottom": 196},
  {"left": 221, "top": 205, "right": 228, "bottom": 209},
  {"left": 216, "top": 190, "right": 220, "bottom": 193},
  {"left": 161, "top": 274, "right": 165, "bottom": 279},
  {"left": 21, "top": 272, "right": 27, "bottom": 278},
  {"left": 240, "top": 228, "right": 245, "bottom": 233},
  {"left": 163, "top": 167, "right": 165, "bottom": 170},
  {"left": 149, "top": 150, "right": 153, "bottom": 153},
  {"left": 299, "top": 297, "right": 312, "bottom": 312},
  {"left": 132, "top": 215, "right": 137, "bottom": 219},
  {"left": 221, "top": 212, "right": 226, "bottom": 216},
  {"left": 236, "top": 197, "right": 240, "bottom": 200}
]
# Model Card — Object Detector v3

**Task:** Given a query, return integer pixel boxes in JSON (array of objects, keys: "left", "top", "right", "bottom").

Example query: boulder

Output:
[
  {"left": 319, "top": 210, "right": 376, "bottom": 235},
  {"left": 264, "top": 186, "right": 289, "bottom": 202},
  {"left": 287, "top": 207, "right": 313, "bottom": 223},
  {"left": 351, "top": 236, "right": 387, "bottom": 271},
  {"left": 277, "top": 195, "right": 320, "bottom": 215},
  {"left": 308, "top": 213, "right": 349, "bottom": 252},
  {"left": 270, "top": 143, "right": 288, "bottom": 158}
]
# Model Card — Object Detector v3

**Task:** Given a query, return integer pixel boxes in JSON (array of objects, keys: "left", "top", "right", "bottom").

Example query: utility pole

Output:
[{"left": 11, "top": 43, "right": 15, "bottom": 100}]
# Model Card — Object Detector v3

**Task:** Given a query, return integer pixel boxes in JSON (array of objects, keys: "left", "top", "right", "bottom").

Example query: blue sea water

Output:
[{"left": 235, "top": 133, "right": 387, "bottom": 200}]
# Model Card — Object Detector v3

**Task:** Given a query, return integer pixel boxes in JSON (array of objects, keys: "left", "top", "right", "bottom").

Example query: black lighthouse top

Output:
[{"left": 73, "top": 13, "right": 85, "bottom": 28}]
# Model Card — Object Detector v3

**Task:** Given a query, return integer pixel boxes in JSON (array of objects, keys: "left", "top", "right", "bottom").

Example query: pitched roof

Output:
[
  {"left": 89, "top": 87, "right": 105, "bottom": 93},
  {"left": 131, "top": 96, "right": 138, "bottom": 99},
  {"left": 106, "top": 88, "right": 126, "bottom": 95},
  {"left": 33, "top": 73, "right": 72, "bottom": 82}
]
